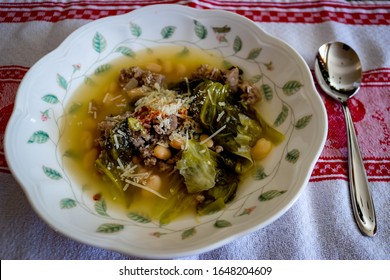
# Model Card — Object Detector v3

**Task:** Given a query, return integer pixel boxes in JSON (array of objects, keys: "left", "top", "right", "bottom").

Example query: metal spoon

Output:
[{"left": 314, "top": 41, "right": 377, "bottom": 237}]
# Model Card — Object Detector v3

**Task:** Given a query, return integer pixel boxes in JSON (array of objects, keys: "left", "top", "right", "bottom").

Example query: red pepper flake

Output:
[{"left": 93, "top": 193, "right": 102, "bottom": 201}]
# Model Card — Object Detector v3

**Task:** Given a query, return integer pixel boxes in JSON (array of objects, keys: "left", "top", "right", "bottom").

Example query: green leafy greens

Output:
[
  {"left": 94, "top": 64, "right": 285, "bottom": 223},
  {"left": 177, "top": 139, "right": 217, "bottom": 193}
]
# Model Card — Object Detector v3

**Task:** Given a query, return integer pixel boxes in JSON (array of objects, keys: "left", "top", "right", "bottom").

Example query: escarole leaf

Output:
[
  {"left": 197, "top": 163, "right": 239, "bottom": 216},
  {"left": 195, "top": 80, "right": 240, "bottom": 146},
  {"left": 194, "top": 81, "right": 268, "bottom": 173},
  {"left": 154, "top": 174, "right": 198, "bottom": 225},
  {"left": 176, "top": 140, "right": 217, "bottom": 193},
  {"left": 229, "top": 113, "right": 263, "bottom": 173},
  {"left": 254, "top": 108, "right": 285, "bottom": 145},
  {"left": 95, "top": 154, "right": 124, "bottom": 197},
  {"left": 198, "top": 81, "right": 237, "bottom": 132}
]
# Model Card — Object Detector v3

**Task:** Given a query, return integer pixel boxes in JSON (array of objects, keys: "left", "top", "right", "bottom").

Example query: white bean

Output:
[
  {"left": 81, "top": 130, "right": 94, "bottom": 150},
  {"left": 162, "top": 60, "right": 173, "bottom": 74},
  {"left": 146, "top": 62, "right": 162, "bottom": 73},
  {"left": 108, "top": 81, "right": 118, "bottom": 92},
  {"left": 83, "top": 149, "right": 98, "bottom": 169},
  {"left": 176, "top": 64, "right": 186, "bottom": 75},
  {"left": 142, "top": 174, "right": 162, "bottom": 198},
  {"left": 146, "top": 174, "right": 162, "bottom": 191},
  {"left": 200, "top": 134, "right": 213, "bottom": 148},
  {"left": 154, "top": 145, "right": 171, "bottom": 160},
  {"left": 170, "top": 138, "right": 184, "bottom": 150},
  {"left": 251, "top": 138, "right": 272, "bottom": 160}
]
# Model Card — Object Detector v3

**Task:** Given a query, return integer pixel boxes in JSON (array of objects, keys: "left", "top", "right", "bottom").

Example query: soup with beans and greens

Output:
[{"left": 60, "top": 46, "right": 284, "bottom": 225}]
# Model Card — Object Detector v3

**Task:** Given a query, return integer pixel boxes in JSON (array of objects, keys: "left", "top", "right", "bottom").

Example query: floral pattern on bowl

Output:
[{"left": 5, "top": 4, "right": 327, "bottom": 258}]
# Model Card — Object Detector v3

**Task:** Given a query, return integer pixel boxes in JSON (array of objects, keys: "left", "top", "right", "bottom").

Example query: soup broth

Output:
[{"left": 60, "top": 46, "right": 225, "bottom": 218}]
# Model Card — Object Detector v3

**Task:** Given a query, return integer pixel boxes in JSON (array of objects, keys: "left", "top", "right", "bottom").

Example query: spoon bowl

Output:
[
  {"left": 315, "top": 42, "right": 362, "bottom": 103},
  {"left": 314, "top": 41, "right": 377, "bottom": 237}
]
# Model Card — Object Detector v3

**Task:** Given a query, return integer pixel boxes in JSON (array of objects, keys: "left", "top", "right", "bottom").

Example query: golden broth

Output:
[{"left": 60, "top": 46, "right": 224, "bottom": 218}]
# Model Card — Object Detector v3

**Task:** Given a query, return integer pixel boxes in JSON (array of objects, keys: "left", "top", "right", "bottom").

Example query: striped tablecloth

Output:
[{"left": 1, "top": 0, "right": 389, "bottom": 260}]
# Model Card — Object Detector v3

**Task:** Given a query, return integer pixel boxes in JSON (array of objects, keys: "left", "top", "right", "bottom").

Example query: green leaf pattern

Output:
[
  {"left": 68, "top": 102, "right": 82, "bottom": 113},
  {"left": 115, "top": 46, "right": 135, "bottom": 57},
  {"left": 283, "top": 80, "right": 303, "bottom": 96},
  {"left": 84, "top": 77, "right": 95, "bottom": 86},
  {"left": 233, "top": 36, "right": 242, "bottom": 53},
  {"left": 97, "top": 223, "right": 124, "bottom": 233},
  {"left": 177, "top": 46, "right": 190, "bottom": 57},
  {"left": 261, "top": 84, "right": 273, "bottom": 101},
  {"left": 63, "top": 149, "right": 77, "bottom": 158},
  {"left": 60, "top": 198, "right": 77, "bottom": 209},
  {"left": 130, "top": 22, "right": 142, "bottom": 37},
  {"left": 259, "top": 190, "right": 287, "bottom": 201},
  {"left": 56, "top": 73, "right": 68, "bottom": 90},
  {"left": 194, "top": 20, "right": 207, "bottom": 39},
  {"left": 295, "top": 115, "right": 313, "bottom": 129},
  {"left": 161, "top": 26, "right": 176, "bottom": 39},
  {"left": 182, "top": 227, "right": 196, "bottom": 240},
  {"left": 254, "top": 166, "right": 268, "bottom": 180},
  {"left": 41, "top": 94, "right": 59, "bottom": 104},
  {"left": 28, "top": 131, "right": 49, "bottom": 144},
  {"left": 247, "top": 48, "right": 262, "bottom": 60},
  {"left": 94, "top": 199, "right": 109, "bottom": 216},
  {"left": 92, "top": 32, "right": 107, "bottom": 53},
  {"left": 94, "top": 64, "right": 111, "bottom": 75},
  {"left": 286, "top": 149, "right": 300, "bottom": 163},
  {"left": 274, "top": 104, "right": 289, "bottom": 127},
  {"left": 127, "top": 212, "right": 151, "bottom": 223},
  {"left": 214, "top": 220, "right": 232, "bottom": 228},
  {"left": 250, "top": 74, "right": 262, "bottom": 83},
  {"left": 42, "top": 166, "right": 62, "bottom": 180}
]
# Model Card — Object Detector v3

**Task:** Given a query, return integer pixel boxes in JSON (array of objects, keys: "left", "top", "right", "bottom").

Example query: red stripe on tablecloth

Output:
[
  {"left": 197, "top": 0, "right": 390, "bottom": 10},
  {"left": 362, "top": 68, "right": 390, "bottom": 87},
  {"left": 0, "top": 66, "right": 29, "bottom": 174},
  {"left": 0, "top": 0, "right": 181, "bottom": 10},
  {"left": 0, "top": 0, "right": 177, "bottom": 8},
  {"left": 0, "top": 65, "right": 389, "bottom": 182},
  {"left": 3, "top": 0, "right": 388, "bottom": 10},
  {"left": 0, "top": 1, "right": 389, "bottom": 25},
  {"left": 0, "top": 65, "right": 29, "bottom": 80},
  {"left": 309, "top": 158, "right": 390, "bottom": 182}
]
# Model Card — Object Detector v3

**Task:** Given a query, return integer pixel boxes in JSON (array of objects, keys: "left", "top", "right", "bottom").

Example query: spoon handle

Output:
[{"left": 342, "top": 104, "right": 377, "bottom": 236}]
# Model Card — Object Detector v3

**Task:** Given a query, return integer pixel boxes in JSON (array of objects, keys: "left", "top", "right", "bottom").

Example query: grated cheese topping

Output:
[
  {"left": 200, "top": 125, "right": 227, "bottom": 145},
  {"left": 134, "top": 88, "right": 192, "bottom": 116},
  {"left": 118, "top": 162, "right": 167, "bottom": 199}
]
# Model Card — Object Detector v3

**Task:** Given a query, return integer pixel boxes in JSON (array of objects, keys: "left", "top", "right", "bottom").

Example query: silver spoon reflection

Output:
[{"left": 314, "top": 42, "right": 377, "bottom": 237}]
